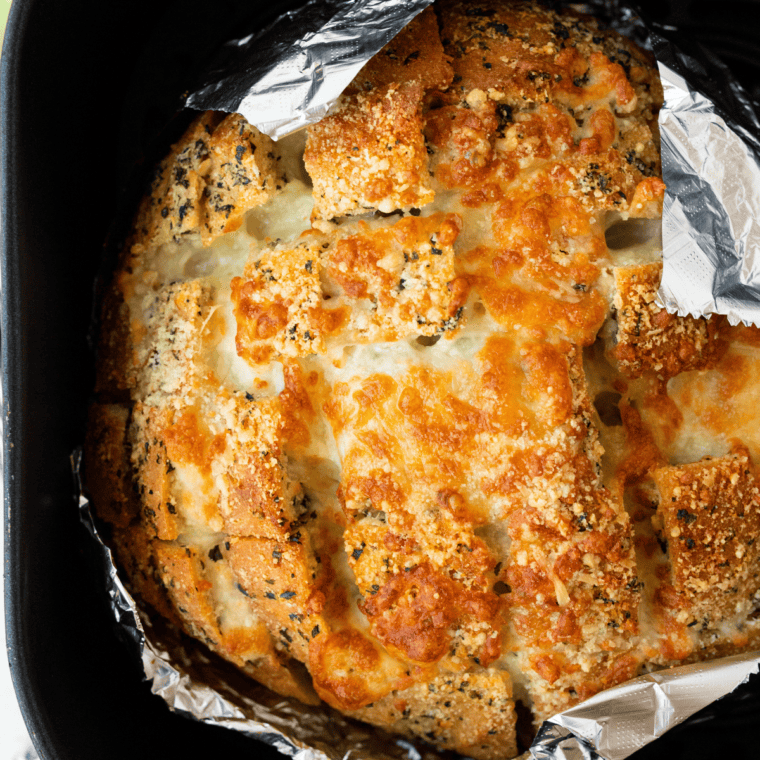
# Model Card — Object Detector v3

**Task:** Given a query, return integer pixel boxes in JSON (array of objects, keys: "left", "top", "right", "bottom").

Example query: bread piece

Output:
[
  {"left": 84, "top": 404, "right": 135, "bottom": 529},
  {"left": 232, "top": 212, "right": 466, "bottom": 364},
  {"left": 652, "top": 447, "right": 760, "bottom": 629},
  {"left": 608, "top": 262, "right": 726, "bottom": 379},
  {"left": 305, "top": 7, "right": 452, "bottom": 220},
  {"left": 432, "top": 0, "right": 664, "bottom": 215},
  {"left": 352, "top": 671, "right": 517, "bottom": 760},
  {"left": 132, "top": 112, "right": 282, "bottom": 249}
]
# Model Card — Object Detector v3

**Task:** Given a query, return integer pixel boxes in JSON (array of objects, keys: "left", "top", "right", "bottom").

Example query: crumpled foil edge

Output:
[
  {"left": 530, "top": 652, "right": 760, "bottom": 760},
  {"left": 573, "top": 3, "right": 760, "bottom": 327},
  {"left": 185, "top": 0, "right": 435, "bottom": 140},
  {"left": 655, "top": 37, "right": 760, "bottom": 326}
]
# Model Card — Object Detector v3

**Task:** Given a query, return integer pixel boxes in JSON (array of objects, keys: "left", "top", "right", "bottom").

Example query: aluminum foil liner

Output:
[
  {"left": 654, "top": 34, "right": 760, "bottom": 326},
  {"left": 530, "top": 654, "right": 760, "bottom": 760},
  {"left": 81, "top": 1, "right": 760, "bottom": 759},
  {"left": 185, "top": 0, "right": 434, "bottom": 140}
]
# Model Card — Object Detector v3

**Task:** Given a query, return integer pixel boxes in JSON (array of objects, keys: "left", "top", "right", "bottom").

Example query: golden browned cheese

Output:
[{"left": 85, "top": 3, "right": 760, "bottom": 758}]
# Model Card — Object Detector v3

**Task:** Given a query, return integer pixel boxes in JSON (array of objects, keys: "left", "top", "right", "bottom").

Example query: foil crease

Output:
[
  {"left": 530, "top": 654, "right": 760, "bottom": 760},
  {"left": 185, "top": 0, "right": 434, "bottom": 140},
  {"left": 81, "top": 1, "right": 760, "bottom": 760},
  {"left": 654, "top": 35, "right": 760, "bottom": 326}
]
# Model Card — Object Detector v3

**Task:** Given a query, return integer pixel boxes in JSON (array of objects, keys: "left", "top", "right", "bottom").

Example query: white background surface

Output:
[
  {"left": 0, "top": 584, "right": 39, "bottom": 760},
  {"left": 2, "top": 0, "right": 41, "bottom": 757}
]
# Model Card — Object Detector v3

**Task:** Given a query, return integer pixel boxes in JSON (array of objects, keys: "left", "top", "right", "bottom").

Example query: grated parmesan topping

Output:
[{"left": 85, "top": 3, "right": 760, "bottom": 758}]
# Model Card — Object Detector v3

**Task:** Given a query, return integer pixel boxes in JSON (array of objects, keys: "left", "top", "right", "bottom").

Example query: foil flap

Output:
[
  {"left": 654, "top": 34, "right": 760, "bottom": 326},
  {"left": 573, "top": 3, "right": 760, "bottom": 328},
  {"left": 531, "top": 654, "right": 760, "bottom": 760},
  {"left": 185, "top": 0, "right": 434, "bottom": 139}
]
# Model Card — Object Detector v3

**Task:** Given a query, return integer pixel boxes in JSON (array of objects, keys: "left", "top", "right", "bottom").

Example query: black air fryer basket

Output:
[{"left": 2, "top": 1, "right": 760, "bottom": 759}]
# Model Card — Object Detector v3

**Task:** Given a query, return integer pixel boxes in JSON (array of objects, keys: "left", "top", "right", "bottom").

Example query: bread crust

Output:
[
  {"left": 652, "top": 446, "right": 760, "bottom": 629},
  {"left": 132, "top": 112, "right": 282, "bottom": 250},
  {"left": 305, "top": 7, "right": 452, "bottom": 220},
  {"left": 85, "top": 2, "right": 760, "bottom": 757},
  {"left": 609, "top": 262, "right": 727, "bottom": 379}
]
